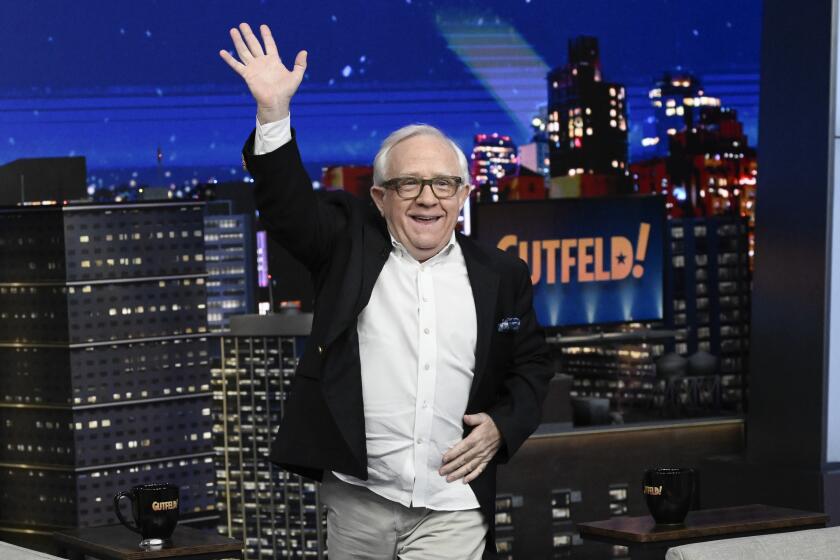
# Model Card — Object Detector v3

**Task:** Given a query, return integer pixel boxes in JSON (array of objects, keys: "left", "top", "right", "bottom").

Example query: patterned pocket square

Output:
[{"left": 497, "top": 317, "right": 521, "bottom": 333}]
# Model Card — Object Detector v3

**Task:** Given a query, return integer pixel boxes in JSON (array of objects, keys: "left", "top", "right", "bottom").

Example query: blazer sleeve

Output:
[
  {"left": 487, "top": 259, "right": 553, "bottom": 463},
  {"left": 242, "top": 128, "right": 347, "bottom": 273}
]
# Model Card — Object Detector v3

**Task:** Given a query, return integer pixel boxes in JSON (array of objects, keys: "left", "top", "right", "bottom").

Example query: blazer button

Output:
[{"left": 317, "top": 345, "right": 324, "bottom": 354}]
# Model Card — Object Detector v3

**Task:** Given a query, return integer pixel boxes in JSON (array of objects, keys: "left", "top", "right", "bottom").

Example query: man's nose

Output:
[{"left": 414, "top": 183, "right": 439, "bottom": 205}]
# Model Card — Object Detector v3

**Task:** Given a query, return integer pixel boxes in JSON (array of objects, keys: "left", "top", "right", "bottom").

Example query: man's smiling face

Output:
[{"left": 371, "top": 134, "right": 470, "bottom": 262}]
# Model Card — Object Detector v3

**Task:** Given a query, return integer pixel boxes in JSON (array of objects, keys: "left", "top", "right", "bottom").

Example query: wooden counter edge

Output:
[
  {"left": 576, "top": 512, "right": 829, "bottom": 543},
  {"left": 51, "top": 528, "right": 243, "bottom": 560}
]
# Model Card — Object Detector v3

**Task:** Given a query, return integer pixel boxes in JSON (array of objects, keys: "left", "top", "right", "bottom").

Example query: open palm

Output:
[{"left": 219, "top": 23, "right": 307, "bottom": 124}]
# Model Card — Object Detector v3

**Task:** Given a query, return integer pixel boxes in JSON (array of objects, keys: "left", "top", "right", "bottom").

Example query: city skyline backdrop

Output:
[{"left": 0, "top": 0, "right": 761, "bottom": 190}]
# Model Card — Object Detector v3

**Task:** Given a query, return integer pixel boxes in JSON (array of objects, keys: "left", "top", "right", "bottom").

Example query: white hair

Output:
[{"left": 372, "top": 124, "right": 470, "bottom": 187}]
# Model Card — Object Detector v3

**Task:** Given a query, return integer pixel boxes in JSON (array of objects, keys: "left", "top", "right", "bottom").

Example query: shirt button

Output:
[
  {"left": 417, "top": 438, "right": 423, "bottom": 444},
  {"left": 423, "top": 328, "right": 430, "bottom": 335},
  {"left": 424, "top": 363, "right": 430, "bottom": 371},
  {"left": 422, "top": 401, "right": 429, "bottom": 409}
]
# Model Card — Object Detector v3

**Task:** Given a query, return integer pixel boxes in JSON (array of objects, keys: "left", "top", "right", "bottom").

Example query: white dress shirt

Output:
[{"left": 255, "top": 116, "right": 480, "bottom": 511}]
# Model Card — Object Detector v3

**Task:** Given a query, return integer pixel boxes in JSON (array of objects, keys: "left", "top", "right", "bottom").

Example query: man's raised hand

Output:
[{"left": 219, "top": 23, "right": 307, "bottom": 125}]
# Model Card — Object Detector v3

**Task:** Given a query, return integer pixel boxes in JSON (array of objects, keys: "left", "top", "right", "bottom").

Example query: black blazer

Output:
[{"left": 243, "top": 130, "right": 553, "bottom": 557}]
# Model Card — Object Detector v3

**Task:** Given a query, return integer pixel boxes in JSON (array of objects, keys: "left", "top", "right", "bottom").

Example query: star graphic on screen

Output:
[{"left": 617, "top": 253, "right": 627, "bottom": 264}]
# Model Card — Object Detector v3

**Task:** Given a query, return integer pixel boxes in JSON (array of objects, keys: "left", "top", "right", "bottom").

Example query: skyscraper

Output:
[
  {"left": 204, "top": 200, "right": 256, "bottom": 333},
  {"left": 642, "top": 73, "right": 722, "bottom": 158},
  {"left": 470, "top": 133, "right": 518, "bottom": 202},
  {"left": 213, "top": 313, "right": 326, "bottom": 560},
  {"left": 631, "top": 104, "right": 757, "bottom": 262},
  {"left": 668, "top": 215, "right": 751, "bottom": 410},
  {"left": 547, "top": 37, "right": 629, "bottom": 188},
  {"left": 0, "top": 201, "right": 216, "bottom": 535}
]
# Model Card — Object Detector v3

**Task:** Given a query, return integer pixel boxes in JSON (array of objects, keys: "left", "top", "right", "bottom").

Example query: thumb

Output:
[
  {"left": 463, "top": 413, "right": 486, "bottom": 426},
  {"left": 292, "top": 50, "right": 308, "bottom": 75}
]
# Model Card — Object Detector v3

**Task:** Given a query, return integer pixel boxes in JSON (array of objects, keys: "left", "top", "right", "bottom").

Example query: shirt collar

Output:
[{"left": 389, "top": 231, "right": 457, "bottom": 264}]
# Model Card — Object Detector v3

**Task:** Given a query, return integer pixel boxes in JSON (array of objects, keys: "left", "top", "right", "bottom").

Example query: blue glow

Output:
[{"left": 0, "top": 1, "right": 761, "bottom": 187}]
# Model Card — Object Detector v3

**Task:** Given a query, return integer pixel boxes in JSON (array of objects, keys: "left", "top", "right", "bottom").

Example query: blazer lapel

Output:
[
  {"left": 323, "top": 211, "right": 391, "bottom": 348},
  {"left": 357, "top": 219, "right": 393, "bottom": 316},
  {"left": 458, "top": 234, "right": 500, "bottom": 401}
]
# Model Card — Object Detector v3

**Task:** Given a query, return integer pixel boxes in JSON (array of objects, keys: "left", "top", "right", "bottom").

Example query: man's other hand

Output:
[
  {"left": 219, "top": 23, "right": 307, "bottom": 124},
  {"left": 439, "top": 413, "right": 502, "bottom": 484}
]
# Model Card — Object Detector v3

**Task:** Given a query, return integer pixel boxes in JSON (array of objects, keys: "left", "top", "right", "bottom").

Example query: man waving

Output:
[{"left": 220, "top": 23, "right": 552, "bottom": 560}]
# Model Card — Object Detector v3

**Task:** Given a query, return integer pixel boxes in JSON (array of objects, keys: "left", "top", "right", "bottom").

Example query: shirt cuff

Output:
[{"left": 254, "top": 113, "right": 292, "bottom": 155}]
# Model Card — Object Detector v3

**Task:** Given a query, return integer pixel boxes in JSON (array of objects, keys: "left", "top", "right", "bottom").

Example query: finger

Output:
[
  {"left": 444, "top": 462, "right": 470, "bottom": 482},
  {"left": 457, "top": 441, "right": 486, "bottom": 466},
  {"left": 291, "top": 50, "right": 308, "bottom": 84},
  {"left": 440, "top": 443, "right": 481, "bottom": 475},
  {"left": 441, "top": 438, "right": 471, "bottom": 467},
  {"left": 239, "top": 22, "right": 265, "bottom": 57},
  {"left": 463, "top": 462, "right": 488, "bottom": 484},
  {"left": 230, "top": 28, "right": 253, "bottom": 61},
  {"left": 446, "top": 456, "right": 484, "bottom": 483},
  {"left": 463, "top": 413, "right": 487, "bottom": 426},
  {"left": 260, "top": 24, "right": 279, "bottom": 57},
  {"left": 439, "top": 449, "right": 464, "bottom": 475},
  {"left": 219, "top": 50, "right": 245, "bottom": 75}
]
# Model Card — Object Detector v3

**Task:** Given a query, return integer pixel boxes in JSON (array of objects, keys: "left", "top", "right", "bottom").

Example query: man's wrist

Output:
[
  {"left": 257, "top": 103, "right": 291, "bottom": 125},
  {"left": 254, "top": 112, "right": 292, "bottom": 155}
]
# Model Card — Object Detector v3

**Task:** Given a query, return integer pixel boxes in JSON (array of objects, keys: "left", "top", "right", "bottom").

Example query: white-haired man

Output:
[{"left": 221, "top": 23, "right": 552, "bottom": 560}]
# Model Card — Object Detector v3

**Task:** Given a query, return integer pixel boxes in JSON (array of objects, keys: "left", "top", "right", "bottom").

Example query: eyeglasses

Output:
[{"left": 380, "top": 175, "right": 463, "bottom": 199}]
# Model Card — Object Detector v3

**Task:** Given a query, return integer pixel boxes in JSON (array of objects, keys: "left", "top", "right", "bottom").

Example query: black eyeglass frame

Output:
[{"left": 379, "top": 175, "right": 465, "bottom": 199}]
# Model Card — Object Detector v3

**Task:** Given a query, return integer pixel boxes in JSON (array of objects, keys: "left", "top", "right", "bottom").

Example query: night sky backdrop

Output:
[{"left": 0, "top": 0, "right": 761, "bottom": 189}]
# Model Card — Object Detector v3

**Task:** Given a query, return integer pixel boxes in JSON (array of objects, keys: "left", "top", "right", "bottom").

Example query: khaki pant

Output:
[{"left": 320, "top": 473, "right": 487, "bottom": 560}]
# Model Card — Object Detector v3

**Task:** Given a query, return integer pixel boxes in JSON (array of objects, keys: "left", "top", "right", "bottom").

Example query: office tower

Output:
[
  {"left": 555, "top": 213, "right": 750, "bottom": 416},
  {"left": 204, "top": 200, "right": 257, "bottom": 333},
  {"left": 494, "top": 494, "right": 522, "bottom": 560},
  {"left": 0, "top": 157, "right": 87, "bottom": 205},
  {"left": 517, "top": 142, "right": 549, "bottom": 180},
  {"left": 559, "top": 340, "right": 662, "bottom": 415},
  {"left": 669, "top": 107, "right": 757, "bottom": 223},
  {"left": 470, "top": 133, "right": 518, "bottom": 202},
  {"left": 0, "top": 202, "right": 216, "bottom": 536},
  {"left": 550, "top": 489, "right": 577, "bottom": 559},
  {"left": 213, "top": 313, "right": 326, "bottom": 559},
  {"left": 668, "top": 215, "right": 751, "bottom": 410},
  {"left": 631, "top": 103, "right": 757, "bottom": 265},
  {"left": 521, "top": 105, "right": 551, "bottom": 180},
  {"left": 547, "top": 36, "right": 630, "bottom": 195},
  {"left": 643, "top": 73, "right": 722, "bottom": 157}
]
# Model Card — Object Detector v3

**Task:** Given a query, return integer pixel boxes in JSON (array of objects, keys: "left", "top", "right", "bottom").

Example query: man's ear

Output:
[
  {"left": 370, "top": 186, "right": 386, "bottom": 216},
  {"left": 458, "top": 184, "right": 473, "bottom": 211}
]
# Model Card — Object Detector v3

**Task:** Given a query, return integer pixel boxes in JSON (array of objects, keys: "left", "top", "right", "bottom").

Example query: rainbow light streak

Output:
[{"left": 436, "top": 10, "right": 550, "bottom": 142}]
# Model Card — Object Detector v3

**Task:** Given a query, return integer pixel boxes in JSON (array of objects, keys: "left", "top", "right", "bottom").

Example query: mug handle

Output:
[{"left": 113, "top": 491, "right": 141, "bottom": 534}]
